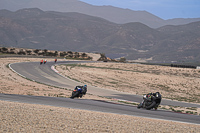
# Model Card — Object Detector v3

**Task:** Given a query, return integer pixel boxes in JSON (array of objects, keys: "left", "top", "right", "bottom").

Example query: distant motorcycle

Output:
[
  {"left": 137, "top": 92, "right": 162, "bottom": 110},
  {"left": 40, "top": 60, "right": 43, "bottom": 65}
]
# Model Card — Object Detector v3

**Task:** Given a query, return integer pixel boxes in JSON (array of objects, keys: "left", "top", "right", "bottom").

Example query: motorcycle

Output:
[
  {"left": 70, "top": 85, "right": 88, "bottom": 99},
  {"left": 137, "top": 92, "right": 162, "bottom": 110},
  {"left": 70, "top": 88, "right": 82, "bottom": 99}
]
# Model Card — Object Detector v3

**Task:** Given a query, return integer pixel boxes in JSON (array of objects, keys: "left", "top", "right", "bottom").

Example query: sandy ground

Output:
[
  {"left": 0, "top": 58, "right": 71, "bottom": 97},
  {"left": 0, "top": 57, "right": 103, "bottom": 100},
  {"left": 56, "top": 63, "right": 200, "bottom": 102},
  {"left": 56, "top": 63, "right": 200, "bottom": 114},
  {"left": 0, "top": 57, "right": 200, "bottom": 132},
  {"left": 1, "top": 100, "right": 200, "bottom": 133}
]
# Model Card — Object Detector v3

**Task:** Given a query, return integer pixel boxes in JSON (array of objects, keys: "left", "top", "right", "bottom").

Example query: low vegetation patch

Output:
[{"left": 56, "top": 62, "right": 200, "bottom": 104}]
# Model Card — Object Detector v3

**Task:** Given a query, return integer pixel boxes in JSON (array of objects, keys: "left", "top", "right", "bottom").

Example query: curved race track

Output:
[{"left": 0, "top": 61, "right": 199, "bottom": 124}]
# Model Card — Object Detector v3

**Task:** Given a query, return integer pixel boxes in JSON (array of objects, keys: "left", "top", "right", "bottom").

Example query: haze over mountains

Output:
[
  {"left": 1, "top": 0, "right": 200, "bottom": 28},
  {"left": 0, "top": 8, "right": 200, "bottom": 62}
]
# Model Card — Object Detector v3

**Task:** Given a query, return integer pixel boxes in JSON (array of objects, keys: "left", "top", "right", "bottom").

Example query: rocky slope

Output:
[
  {"left": 0, "top": 8, "right": 200, "bottom": 62},
  {"left": 1, "top": 0, "right": 200, "bottom": 28}
]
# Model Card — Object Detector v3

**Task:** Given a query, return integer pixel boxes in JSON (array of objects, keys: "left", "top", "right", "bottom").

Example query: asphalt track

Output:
[{"left": 1, "top": 61, "right": 200, "bottom": 124}]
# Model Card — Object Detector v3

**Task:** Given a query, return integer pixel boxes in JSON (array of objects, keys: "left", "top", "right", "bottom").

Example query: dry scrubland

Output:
[
  {"left": 0, "top": 58, "right": 105, "bottom": 99},
  {"left": 0, "top": 58, "right": 200, "bottom": 132},
  {"left": 1, "top": 100, "right": 200, "bottom": 133},
  {"left": 0, "top": 58, "right": 72, "bottom": 97},
  {"left": 57, "top": 63, "right": 200, "bottom": 103},
  {"left": 57, "top": 63, "right": 200, "bottom": 114}
]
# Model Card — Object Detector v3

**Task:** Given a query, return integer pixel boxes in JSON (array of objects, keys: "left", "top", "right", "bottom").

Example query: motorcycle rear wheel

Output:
[{"left": 145, "top": 101, "right": 156, "bottom": 110}]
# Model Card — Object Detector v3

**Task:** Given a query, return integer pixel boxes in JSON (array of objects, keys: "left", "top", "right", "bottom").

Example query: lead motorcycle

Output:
[
  {"left": 70, "top": 86, "right": 87, "bottom": 99},
  {"left": 70, "top": 88, "right": 82, "bottom": 99},
  {"left": 137, "top": 92, "right": 162, "bottom": 110}
]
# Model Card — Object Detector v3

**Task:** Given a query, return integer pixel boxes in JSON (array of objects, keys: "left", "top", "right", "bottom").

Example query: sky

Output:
[{"left": 79, "top": 0, "right": 200, "bottom": 20}]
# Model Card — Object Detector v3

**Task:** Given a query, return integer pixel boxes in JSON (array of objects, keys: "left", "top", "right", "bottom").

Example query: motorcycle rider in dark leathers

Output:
[
  {"left": 137, "top": 92, "right": 162, "bottom": 110},
  {"left": 74, "top": 85, "right": 87, "bottom": 98}
]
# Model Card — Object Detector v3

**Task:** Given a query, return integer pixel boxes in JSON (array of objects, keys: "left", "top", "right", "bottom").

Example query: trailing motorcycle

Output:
[{"left": 137, "top": 92, "right": 162, "bottom": 110}]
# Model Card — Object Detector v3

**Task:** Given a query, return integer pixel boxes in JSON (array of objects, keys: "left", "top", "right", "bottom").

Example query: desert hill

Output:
[
  {"left": 0, "top": 8, "right": 200, "bottom": 62},
  {"left": 1, "top": 0, "right": 200, "bottom": 28}
]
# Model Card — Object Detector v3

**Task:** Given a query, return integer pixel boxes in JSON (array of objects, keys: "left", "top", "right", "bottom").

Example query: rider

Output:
[
  {"left": 82, "top": 85, "right": 87, "bottom": 95},
  {"left": 40, "top": 59, "right": 43, "bottom": 65},
  {"left": 146, "top": 92, "right": 155, "bottom": 99},
  {"left": 138, "top": 92, "right": 161, "bottom": 110},
  {"left": 145, "top": 92, "right": 160, "bottom": 100}
]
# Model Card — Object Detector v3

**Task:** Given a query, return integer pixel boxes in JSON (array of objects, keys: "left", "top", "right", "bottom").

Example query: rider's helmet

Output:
[{"left": 82, "top": 85, "right": 87, "bottom": 94}]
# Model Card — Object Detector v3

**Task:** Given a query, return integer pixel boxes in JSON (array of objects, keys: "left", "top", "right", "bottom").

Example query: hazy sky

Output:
[{"left": 79, "top": 0, "right": 200, "bottom": 19}]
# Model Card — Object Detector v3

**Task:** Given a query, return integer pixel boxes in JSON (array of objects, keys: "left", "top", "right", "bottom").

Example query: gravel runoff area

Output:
[
  {"left": 1, "top": 101, "right": 200, "bottom": 132},
  {"left": 0, "top": 57, "right": 200, "bottom": 132},
  {"left": 56, "top": 62, "right": 200, "bottom": 103},
  {"left": 56, "top": 62, "right": 200, "bottom": 115}
]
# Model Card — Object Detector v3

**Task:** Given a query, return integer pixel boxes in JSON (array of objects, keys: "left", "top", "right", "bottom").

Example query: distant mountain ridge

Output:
[
  {"left": 0, "top": 0, "right": 200, "bottom": 28},
  {"left": 0, "top": 8, "right": 200, "bottom": 62}
]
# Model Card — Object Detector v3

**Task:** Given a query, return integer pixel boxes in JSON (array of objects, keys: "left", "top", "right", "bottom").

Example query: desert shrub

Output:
[
  {"left": 54, "top": 51, "right": 58, "bottom": 56},
  {"left": 67, "top": 51, "right": 73, "bottom": 54},
  {"left": 26, "top": 50, "right": 32, "bottom": 55},
  {"left": 10, "top": 48, "right": 15, "bottom": 51},
  {"left": 43, "top": 49, "right": 48, "bottom": 53},
  {"left": 18, "top": 50, "right": 26, "bottom": 55},
  {"left": 74, "top": 52, "right": 80, "bottom": 58},
  {"left": 2, "top": 47, "right": 8, "bottom": 52},
  {"left": 119, "top": 57, "right": 126, "bottom": 62},
  {"left": 38, "top": 52, "right": 44, "bottom": 55},
  {"left": 60, "top": 52, "right": 67, "bottom": 57},
  {"left": 34, "top": 49, "right": 40, "bottom": 53},
  {"left": 81, "top": 53, "right": 87, "bottom": 58}
]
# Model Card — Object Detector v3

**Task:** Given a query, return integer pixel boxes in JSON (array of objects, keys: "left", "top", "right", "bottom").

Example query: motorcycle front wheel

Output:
[
  {"left": 70, "top": 91, "right": 79, "bottom": 99},
  {"left": 137, "top": 103, "right": 143, "bottom": 109}
]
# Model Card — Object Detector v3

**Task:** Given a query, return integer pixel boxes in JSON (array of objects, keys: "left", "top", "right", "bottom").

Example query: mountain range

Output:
[
  {"left": 1, "top": 0, "right": 200, "bottom": 28},
  {"left": 0, "top": 8, "right": 200, "bottom": 62}
]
